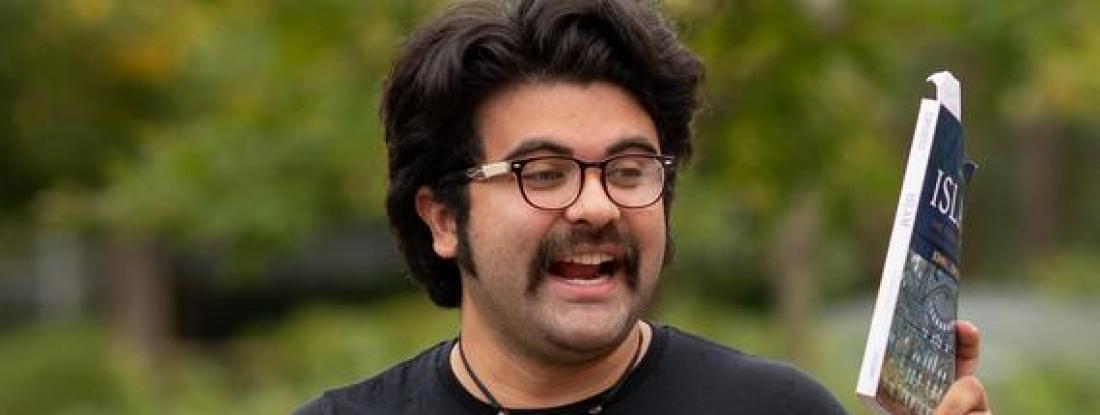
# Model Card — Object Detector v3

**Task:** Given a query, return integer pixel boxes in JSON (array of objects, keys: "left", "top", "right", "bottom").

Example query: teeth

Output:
[
  {"left": 560, "top": 274, "right": 611, "bottom": 285},
  {"left": 562, "top": 252, "right": 613, "bottom": 265}
]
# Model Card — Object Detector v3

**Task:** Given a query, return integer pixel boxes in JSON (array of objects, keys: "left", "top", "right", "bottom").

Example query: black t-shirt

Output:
[{"left": 294, "top": 324, "right": 847, "bottom": 414}]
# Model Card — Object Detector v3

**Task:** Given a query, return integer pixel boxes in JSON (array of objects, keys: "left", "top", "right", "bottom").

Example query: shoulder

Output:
[
  {"left": 661, "top": 326, "right": 797, "bottom": 381},
  {"left": 291, "top": 340, "right": 451, "bottom": 415},
  {"left": 654, "top": 325, "right": 847, "bottom": 414}
]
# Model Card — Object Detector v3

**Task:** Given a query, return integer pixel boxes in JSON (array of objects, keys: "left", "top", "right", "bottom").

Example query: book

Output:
[{"left": 856, "top": 71, "right": 977, "bottom": 415}]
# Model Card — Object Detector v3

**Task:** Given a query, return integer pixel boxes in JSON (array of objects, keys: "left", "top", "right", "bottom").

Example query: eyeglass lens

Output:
[{"left": 518, "top": 156, "right": 665, "bottom": 209}]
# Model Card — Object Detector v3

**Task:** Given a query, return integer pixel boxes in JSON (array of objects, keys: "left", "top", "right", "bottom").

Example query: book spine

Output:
[{"left": 856, "top": 98, "right": 941, "bottom": 400}]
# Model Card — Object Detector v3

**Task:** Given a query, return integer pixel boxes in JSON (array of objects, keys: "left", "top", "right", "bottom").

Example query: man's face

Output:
[{"left": 460, "top": 81, "right": 666, "bottom": 362}]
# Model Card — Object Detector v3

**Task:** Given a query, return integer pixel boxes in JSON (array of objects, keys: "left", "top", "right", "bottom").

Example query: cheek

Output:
[
  {"left": 466, "top": 185, "right": 554, "bottom": 259},
  {"left": 627, "top": 205, "right": 667, "bottom": 265}
]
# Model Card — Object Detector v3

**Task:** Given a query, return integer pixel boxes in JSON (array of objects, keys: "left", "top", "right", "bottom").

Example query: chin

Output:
[{"left": 539, "top": 305, "right": 637, "bottom": 355}]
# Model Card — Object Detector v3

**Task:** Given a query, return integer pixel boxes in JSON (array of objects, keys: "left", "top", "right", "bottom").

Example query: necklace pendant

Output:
[{"left": 588, "top": 404, "right": 603, "bottom": 414}]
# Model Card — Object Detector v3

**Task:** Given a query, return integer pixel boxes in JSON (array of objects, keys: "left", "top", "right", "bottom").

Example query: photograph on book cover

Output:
[{"left": 877, "top": 250, "right": 958, "bottom": 415}]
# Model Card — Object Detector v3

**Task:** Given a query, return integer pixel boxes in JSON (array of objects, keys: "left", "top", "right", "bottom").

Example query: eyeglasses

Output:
[{"left": 465, "top": 154, "right": 674, "bottom": 210}]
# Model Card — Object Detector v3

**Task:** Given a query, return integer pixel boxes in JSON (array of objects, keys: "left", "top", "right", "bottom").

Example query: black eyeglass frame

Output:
[{"left": 464, "top": 154, "right": 675, "bottom": 210}]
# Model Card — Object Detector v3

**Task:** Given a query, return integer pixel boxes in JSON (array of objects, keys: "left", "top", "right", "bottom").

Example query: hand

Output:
[{"left": 935, "top": 320, "right": 992, "bottom": 415}]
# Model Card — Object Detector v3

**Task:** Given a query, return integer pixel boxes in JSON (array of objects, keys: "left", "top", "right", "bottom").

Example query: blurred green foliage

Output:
[
  {"left": 0, "top": 295, "right": 1095, "bottom": 414},
  {"left": 2, "top": 0, "right": 1100, "bottom": 414},
  {"left": 0, "top": 296, "right": 457, "bottom": 414},
  {"left": 0, "top": 322, "right": 126, "bottom": 413},
  {"left": 1, "top": 0, "right": 1097, "bottom": 286},
  {"left": 2, "top": 0, "right": 440, "bottom": 271},
  {"left": 672, "top": 0, "right": 1100, "bottom": 300}
]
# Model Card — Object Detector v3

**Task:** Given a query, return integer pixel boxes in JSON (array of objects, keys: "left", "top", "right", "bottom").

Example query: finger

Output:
[
  {"left": 935, "top": 376, "right": 989, "bottom": 415},
  {"left": 955, "top": 320, "right": 981, "bottom": 378}
]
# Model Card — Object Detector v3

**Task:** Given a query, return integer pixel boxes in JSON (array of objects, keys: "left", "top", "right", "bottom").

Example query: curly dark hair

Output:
[{"left": 381, "top": 0, "right": 704, "bottom": 308}]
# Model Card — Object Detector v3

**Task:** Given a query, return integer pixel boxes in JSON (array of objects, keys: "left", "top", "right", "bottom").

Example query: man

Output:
[{"left": 296, "top": 0, "right": 992, "bottom": 413}]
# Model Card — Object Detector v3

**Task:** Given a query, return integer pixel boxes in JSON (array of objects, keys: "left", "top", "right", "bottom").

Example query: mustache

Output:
[{"left": 526, "top": 224, "right": 640, "bottom": 294}]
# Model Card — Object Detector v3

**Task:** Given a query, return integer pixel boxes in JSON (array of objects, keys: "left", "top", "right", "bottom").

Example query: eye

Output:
[
  {"left": 525, "top": 170, "right": 564, "bottom": 182},
  {"left": 606, "top": 157, "right": 653, "bottom": 187},
  {"left": 521, "top": 160, "right": 572, "bottom": 190},
  {"left": 607, "top": 167, "right": 644, "bottom": 186}
]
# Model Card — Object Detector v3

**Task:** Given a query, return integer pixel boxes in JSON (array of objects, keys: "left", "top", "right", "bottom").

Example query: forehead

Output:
[{"left": 474, "top": 81, "right": 659, "bottom": 161}]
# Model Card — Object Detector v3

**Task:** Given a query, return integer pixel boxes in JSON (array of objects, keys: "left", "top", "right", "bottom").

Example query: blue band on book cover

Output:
[{"left": 878, "top": 105, "right": 976, "bottom": 415}]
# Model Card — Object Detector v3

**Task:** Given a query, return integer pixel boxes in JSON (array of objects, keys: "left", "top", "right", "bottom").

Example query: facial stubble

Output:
[{"left": 459, "top": 221, "right": 650, "bottom": 362}]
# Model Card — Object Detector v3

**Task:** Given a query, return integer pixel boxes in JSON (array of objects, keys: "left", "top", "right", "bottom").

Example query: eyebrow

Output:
[
  {"left": 604, "top": 136, "right": 659, "bottom": 157},
  {"left": 502, "top": 138, "right": 573, "bottom": 160},
  {"left": 501, "top": 136, "right": 659, "bottom": 161}
]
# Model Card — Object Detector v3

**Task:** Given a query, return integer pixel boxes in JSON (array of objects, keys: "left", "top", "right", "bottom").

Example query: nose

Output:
[{"left": 563, "top": 168, "right": 621, "bottom": 228}]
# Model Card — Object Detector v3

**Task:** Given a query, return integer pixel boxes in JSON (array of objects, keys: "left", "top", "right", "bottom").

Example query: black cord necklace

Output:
[{"left": 457, "top": 330, "right": 644, "bottom": 415}]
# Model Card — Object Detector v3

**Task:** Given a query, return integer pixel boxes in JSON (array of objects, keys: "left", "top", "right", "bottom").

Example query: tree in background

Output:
[{"left": 1, "top": 0, "right": 1097, "bottom": 369}]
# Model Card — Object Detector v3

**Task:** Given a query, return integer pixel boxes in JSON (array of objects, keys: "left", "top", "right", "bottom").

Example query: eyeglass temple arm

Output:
[{"left": 465, "top": 161, "right": 512, "bottom": 181}]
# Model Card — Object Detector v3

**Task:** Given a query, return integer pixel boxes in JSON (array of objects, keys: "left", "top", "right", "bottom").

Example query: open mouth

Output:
[{"left": 547, "top": 252, "right": 621, "bottom": 286}]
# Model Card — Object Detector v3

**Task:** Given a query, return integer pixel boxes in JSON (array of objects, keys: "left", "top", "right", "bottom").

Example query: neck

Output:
[{"left": 451, "top": 311, "right": 651, "bottom": 409}]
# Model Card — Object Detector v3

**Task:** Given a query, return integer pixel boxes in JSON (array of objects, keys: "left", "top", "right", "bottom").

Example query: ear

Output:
[{"left": 415, "top": 186, "right": 458, "bottom": 259}]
